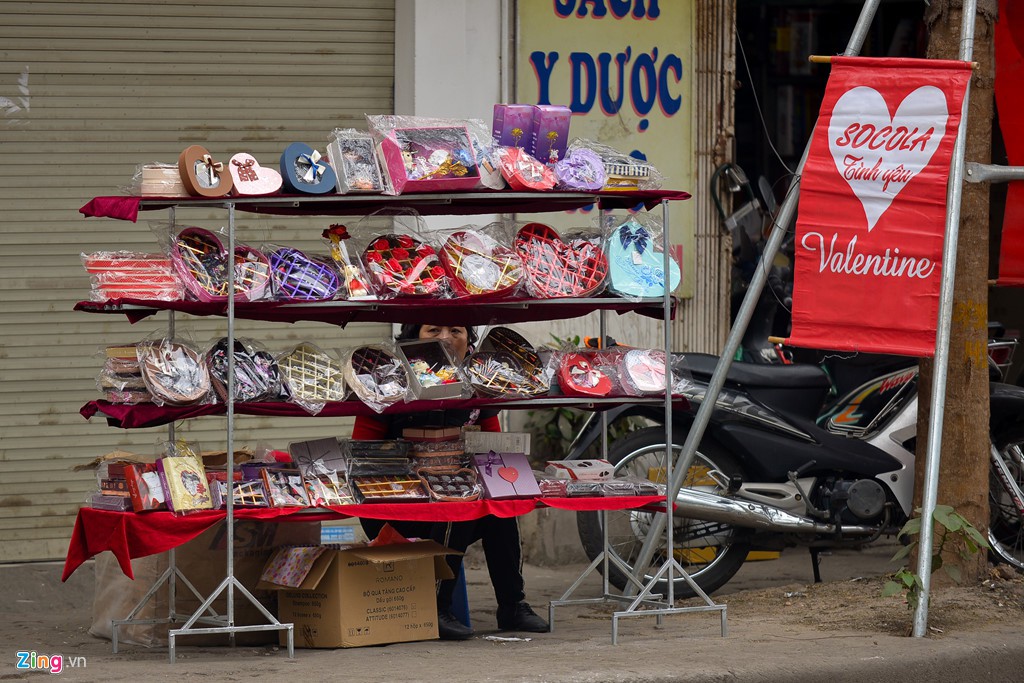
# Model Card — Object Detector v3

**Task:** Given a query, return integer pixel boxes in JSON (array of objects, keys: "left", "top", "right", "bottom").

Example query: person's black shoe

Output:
[
  {"left": 496, "top": 602, "right": 549, "bottom": 633},
  {"left": 437, "top": 610, "right": 474, "bottom": 640}
]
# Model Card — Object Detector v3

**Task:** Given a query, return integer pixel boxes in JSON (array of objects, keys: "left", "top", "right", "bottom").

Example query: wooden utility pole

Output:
[{"left": 916, "top": 0, "right": 998, "bottom": 584}]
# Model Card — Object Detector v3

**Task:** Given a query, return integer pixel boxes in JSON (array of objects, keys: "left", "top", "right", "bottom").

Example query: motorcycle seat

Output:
[{"left": 678, "top": 353, "right": 832, "bottom": 390}]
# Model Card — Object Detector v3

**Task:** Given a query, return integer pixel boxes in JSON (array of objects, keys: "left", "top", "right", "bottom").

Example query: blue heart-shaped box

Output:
[
  {"left": 607, "top": 222, "right": 681, "bottom": 298},
  {"left": 280, "top": 142, "right": 337, "bottom": 194}
]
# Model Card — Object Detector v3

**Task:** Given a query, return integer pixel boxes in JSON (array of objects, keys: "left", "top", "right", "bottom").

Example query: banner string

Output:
[{"left": 737, "top": 35, "right": 795, "bottom": 176}]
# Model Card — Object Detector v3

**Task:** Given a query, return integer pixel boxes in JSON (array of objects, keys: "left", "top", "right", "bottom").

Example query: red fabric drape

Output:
[{"left": 62, "top": 495, "right": 664, "bottom": 582}]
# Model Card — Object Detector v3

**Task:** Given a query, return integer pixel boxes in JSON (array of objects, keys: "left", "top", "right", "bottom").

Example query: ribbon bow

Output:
[
  {"left": 569, "top": 360, "right": 602, "bottom": 388},
  {"left": 201, "top": 154, "right": 224, "bottom": 184},
  {"left": 480, "top": 451, "right": 504, "bottom": 477},
  {"left": 232, "top": 158, "right": 254, "bottom": 169},
  {"left": 618, "top": 223, "right": 651, "bottom": 254},
  {"left": 298, "top": 150, "right": 326, "bottom": 183}
]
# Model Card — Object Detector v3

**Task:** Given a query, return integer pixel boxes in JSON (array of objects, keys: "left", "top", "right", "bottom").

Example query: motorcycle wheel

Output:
[
  {"left": 577, "top": 427, "right": 752, "bottom": 599},
  {"left": 989, "top": 425, "right": 1024, "bottom": 570}
]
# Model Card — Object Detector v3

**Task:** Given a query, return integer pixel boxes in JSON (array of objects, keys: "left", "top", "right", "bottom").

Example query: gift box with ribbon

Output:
[{"left": 471, "top": 451, "right": 541, "bottom": 499}]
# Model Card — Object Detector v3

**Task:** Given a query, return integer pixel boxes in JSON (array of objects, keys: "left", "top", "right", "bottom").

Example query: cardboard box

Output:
[
  {"left": 492, "top": 103, "right": 535, "bottom": 148},
  {"left": 396, "top": 339, "right": 468, "bottom": 400},
  {"left": 260, "top": 541, "right": 456, "bottom": 648},
  {"left": 463, "top": 430, "right": 530, "bottom": 455},
  {"left": 545, "top": 459, "right": 614, "bottom": 481},
  {"left": 529, "top": 105, "right": 571, "bottom": 164}
]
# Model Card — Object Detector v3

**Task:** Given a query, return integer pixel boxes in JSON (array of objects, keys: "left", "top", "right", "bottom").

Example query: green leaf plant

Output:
[{"left": 881, "top": 504, "right": 990, "bottom": 610}]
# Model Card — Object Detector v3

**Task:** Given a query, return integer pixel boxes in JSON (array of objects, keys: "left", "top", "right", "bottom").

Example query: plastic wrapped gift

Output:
[
  {"left": 566, "top": 139, "right": 664, "bottom": 191},
  {"left": 360, "top": 233, "right": 448, "bottom": 298},
  {"left": 528, "top": 104, "right": 572, "bottom": 164},
  {"left": 278, "top": 342, "right": 346, "bottom": 415},
  {"left": 464, "top": 326, "right": 549, "bottom": 398},
  {"left": 137, "top": 337, "right": 212, "bottom": 406},
  {"left": 557, "top": 352, "right": 613, "bottom": 397},
  {"left": 438, "top": 223, "right": 523, "bottom": 299},
  {"left": 513, "top": 222, "right": 608, "bottom": 298},
  {"left": 342, "top": 344, "right": 410, "bottom": 413},
  {"left": 604, "top": 214, "right": 681, "bottom": 300},
  {"left": 204, "top": 337, "right": 281, "bottom": 403},
  {"left": 368, "top": 115, "right": 480, "bottom": 194},
  {"left": 326, "top": 129, "right": 385, "bottom": 194},
  {"left": 82, "top": 251, "right": 184, "bottom": 302},
  {"left": 554, "top": 147, "right": 607, "bottom": 191},
  {"left": 396, "top": 339, "right": 467, "bottom": 400},
  {"left": 497, "top": 147, "right": 556, "bottom": 191},
  {"left": 322, "top": 224, "right": 376, "bottom": 301},
  {"left": 170, "top": 227, "right": 271, "bottom": 303},
  {"left": 128, "top": 162, "right": 190, "bottom": 197},
  {"left": 267, "top": 245, "right": 341, "bottom": 301}
]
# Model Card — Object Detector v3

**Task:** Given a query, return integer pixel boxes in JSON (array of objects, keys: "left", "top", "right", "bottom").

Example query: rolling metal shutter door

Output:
[{"left": 0, "top": 0, "right": 395, "bottom": 562}]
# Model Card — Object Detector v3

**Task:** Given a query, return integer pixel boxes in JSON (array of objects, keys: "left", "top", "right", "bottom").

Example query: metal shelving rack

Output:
[{"left": 81, "top": 189, "right": 701, "bottom": 659}]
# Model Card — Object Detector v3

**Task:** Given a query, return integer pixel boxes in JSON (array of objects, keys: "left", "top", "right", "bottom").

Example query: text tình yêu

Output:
[{"left": 800, "top": 232, "right": 937, "bottom": 279}]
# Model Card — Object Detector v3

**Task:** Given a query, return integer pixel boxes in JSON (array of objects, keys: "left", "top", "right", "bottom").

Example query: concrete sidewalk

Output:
[{"left": 4, "top": 549, "right": 1023, "bottom": 683}]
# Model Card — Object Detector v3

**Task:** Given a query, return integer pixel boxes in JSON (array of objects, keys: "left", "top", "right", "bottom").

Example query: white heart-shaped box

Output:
[
  {"left": 827, "top": 86, "right": 947, "bottom": 232},
  {"left": 228, "top": 153, "right": 283, "bottom": 196}
]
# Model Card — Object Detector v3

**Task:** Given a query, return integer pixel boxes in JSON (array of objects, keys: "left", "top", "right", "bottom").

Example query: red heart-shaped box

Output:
[
  {"left": 514, "top": 222, "right": 608, "bottom": 298},
  {"left": 558, "top": 352, "right": 612, "bottom": 397}
]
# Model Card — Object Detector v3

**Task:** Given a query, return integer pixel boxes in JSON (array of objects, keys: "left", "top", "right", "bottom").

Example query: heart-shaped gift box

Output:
[
  {"left": 278, "top": 343, "right": 346, "bottom": 412},
  {"left": 343, "top": 345, "right": 410, "bottom": 410},
  {"left": 268, "top": 247, "right": 341, "bottom": 301},
  {"left": 514, "top": 223, "right": 608, "bottom": 298},
  {"left": 280, "top": 142, "right": 337, "bottom": 195},
  {"left": 361, "top": 234, "right": 447, "bottom": 297},
  {"left": 606, "top": 220, "right": 681, "bottom": 298},
  {"left": 465, "top": 327, "right": 549, "bottom": 397},
  {"left": 557, "top": 352, "right": 612, "bottom": 397},
  {"left": 439, "top": 229, "right": 522, "bottom": 299},
  {"left": 171, "top": 227, "right": 271, "bottom": 303},
  {"left": 498, "top": 147, "right": 556, "bottom": 191},
  {"left": 228, "top": 153, "right": 283, "bottom": 196},
  {"left": 137, "top": 339, "right": 211, "bottom": 406},
  {"left": 205, "top": 337, "right": 281, "bottom": 403},
  {"left": 178, "top": 145, "right": 234, "bottom": 198}
]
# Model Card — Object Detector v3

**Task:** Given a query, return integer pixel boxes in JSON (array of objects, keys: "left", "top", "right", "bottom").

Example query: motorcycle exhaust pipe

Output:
[{"left": 675, "top": 487, "right": 878, "bottom": 536}]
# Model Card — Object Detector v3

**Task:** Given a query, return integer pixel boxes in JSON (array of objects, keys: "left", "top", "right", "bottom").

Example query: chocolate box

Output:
[{"left": 471, "top": 451, "right": 541, "bottom": 499}]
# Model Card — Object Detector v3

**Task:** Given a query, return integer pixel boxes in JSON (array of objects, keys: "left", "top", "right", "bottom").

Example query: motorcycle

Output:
[{"left": 570, "top": 333, "right": 1024, "bottom": 599}]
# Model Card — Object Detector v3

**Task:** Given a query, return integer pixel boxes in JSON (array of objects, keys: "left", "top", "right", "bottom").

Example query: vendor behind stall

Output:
[{"left": 352, "top": 323, "right": 548, "bottom": 640}]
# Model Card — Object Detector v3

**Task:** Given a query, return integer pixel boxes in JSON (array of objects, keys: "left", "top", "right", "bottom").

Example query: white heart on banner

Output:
[{"left": 827, "top": 85, "right": 948, "bottom": 232}]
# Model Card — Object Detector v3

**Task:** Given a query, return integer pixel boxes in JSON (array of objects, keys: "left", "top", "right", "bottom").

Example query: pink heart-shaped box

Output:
[{"left": 228, "top": 153, "right": 282, "bottom": 196}]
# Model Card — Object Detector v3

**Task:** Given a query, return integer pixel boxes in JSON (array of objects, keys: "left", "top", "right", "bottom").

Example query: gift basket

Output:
[
  {"left": 396, "top": 339, "right": 467, "bottom": 400},
  {"left": 464, "top": 327, "right": 549, "bottom": 398},
  {"left": 136, "top": 337, "right": 212, "bottom": 406},
  {"left": 368, "top": 115, "right": 482, "bottom": 195},
  {"left": 360, "top": 234, "right": 447, "bottom": 298},
  {"left": 514, "top": 222, "right": 608, "bottom": 298},
  {"left": 438, "top": 222, "right": 523, "bottom": 299},
  {"left": 266, "top": 245, "right": 342, "bottom": 301},
  {"left": 170, "top": 226, "right": 271, "bottom": 303},
  {"left": 342, "top": 345, "right": 410, "bottom": 412},
  {"left": 553, "top": 146, "right": 607, "bottom": 191},
  {"left": 204, "top": 337, "right": 281, "bottom": 403},
  {"left": 277, "top": 342, "right": 346, "bottom": 415}
]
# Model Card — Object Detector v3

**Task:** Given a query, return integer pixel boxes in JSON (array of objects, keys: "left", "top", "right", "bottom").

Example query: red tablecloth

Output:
[{"left": 62, "top": 495, "right": 664, "bottom": 582}]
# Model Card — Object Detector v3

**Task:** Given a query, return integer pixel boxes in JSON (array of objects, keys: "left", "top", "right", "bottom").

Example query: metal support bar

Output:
[
  {"left": 623, "top": 0, "right": 881, "bottom": 598},
  {"left": 965, "top": 162, "right": 1024, "bottom": 183},
  {"left": 913, "top": 0, "right": 978, "bottom": 639}
]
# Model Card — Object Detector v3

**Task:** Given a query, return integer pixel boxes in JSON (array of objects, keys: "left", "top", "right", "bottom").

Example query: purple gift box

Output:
[
  {"left": 529, "top": 105, "right": 572, "bottom": 164},
  {"left": 492, "top": 104, "right": 535, "bottom": 148},
  {"left": 472, "top": 451, "right": 541, "bottom": 499}
]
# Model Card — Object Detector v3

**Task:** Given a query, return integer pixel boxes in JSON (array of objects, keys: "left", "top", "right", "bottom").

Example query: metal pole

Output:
[
  {"left": 226, "top": 203, "right": 237, "bottom": 634},
  {"left": 626, "top": 0, "right": 882, "bottom": 590},
  {"left": 913, "top": 0, "right": 977, "bottom": 638}
]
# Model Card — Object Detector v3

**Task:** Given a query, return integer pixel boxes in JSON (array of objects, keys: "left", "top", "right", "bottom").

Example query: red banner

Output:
[
  {"left": 996, "top": 0, "right": 1024, "bottom": 286},
  {"left": 788, "top": 57, "right": 972, "bottom": 356}
]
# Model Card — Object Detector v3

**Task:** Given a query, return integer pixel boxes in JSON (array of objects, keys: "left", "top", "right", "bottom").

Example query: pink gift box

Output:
[
  {"left": 378, "top": 126, "right": 481, "bottom": 194},
  {"left": 471, "top": 451, "right": 541, "bottom": 499}
]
